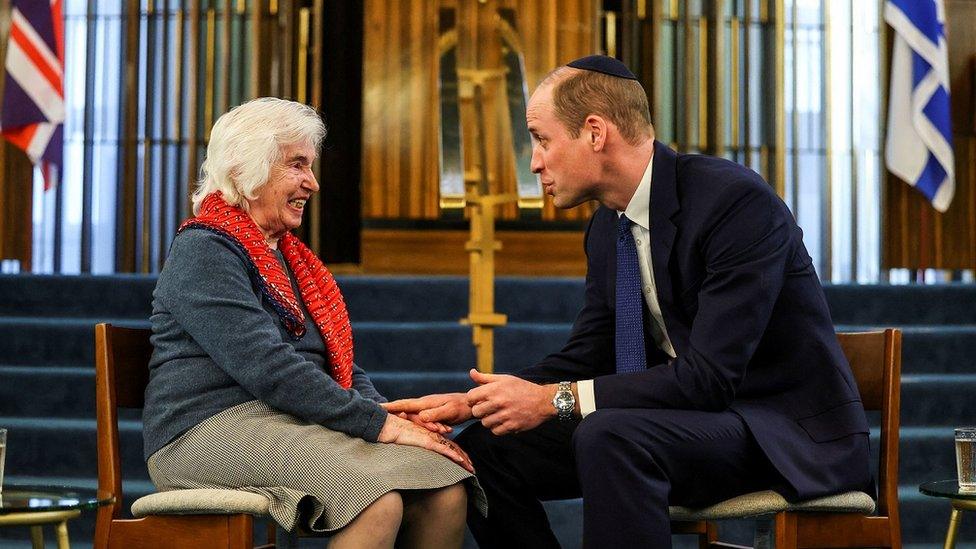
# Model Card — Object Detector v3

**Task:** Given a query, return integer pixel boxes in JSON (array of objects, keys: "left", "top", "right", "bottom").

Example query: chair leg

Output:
[
  {"left": 774, "top": 512, "right": 797, "bottom": 549},
  {"left": 699, "top": 521, "right": 718, "bottom": 549}
]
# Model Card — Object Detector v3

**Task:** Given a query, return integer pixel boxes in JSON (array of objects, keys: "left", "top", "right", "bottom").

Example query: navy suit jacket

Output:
[{"left": 519, "top": 141, "right": 871, "bottom": 500}]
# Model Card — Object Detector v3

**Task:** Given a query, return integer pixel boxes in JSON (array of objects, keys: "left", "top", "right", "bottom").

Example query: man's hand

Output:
[
  {"left": 381, "top": 393, "right": 473, "bottom": 425},
  {"left": 392, "top": 411, "right": 452, "bottom": 434},
  {"left": 466, "top": 369, "right": 555, "bottom": 435}
]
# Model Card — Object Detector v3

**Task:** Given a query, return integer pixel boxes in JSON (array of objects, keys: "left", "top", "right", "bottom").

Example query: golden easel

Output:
[{"left": 455, "top": 0, "right": 520, "bottom": 374}]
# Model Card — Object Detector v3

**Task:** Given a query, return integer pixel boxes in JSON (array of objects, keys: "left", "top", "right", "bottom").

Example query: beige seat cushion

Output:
[
  {"left": 131, "top": 489, "right": 270, "bottom": 517},
  {"left": 669, "top": 490, "right": 876, "bottom": 521}
]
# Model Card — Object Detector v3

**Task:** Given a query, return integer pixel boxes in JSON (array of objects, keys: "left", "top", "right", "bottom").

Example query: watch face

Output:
[{"left": 555, "top": 393, "right": 574, "bottom": 411}]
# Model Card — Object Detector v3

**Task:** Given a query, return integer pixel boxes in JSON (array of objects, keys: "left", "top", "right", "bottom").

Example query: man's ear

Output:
[{"left": 585, "top": 115, "right": 607, "bottom": 152}]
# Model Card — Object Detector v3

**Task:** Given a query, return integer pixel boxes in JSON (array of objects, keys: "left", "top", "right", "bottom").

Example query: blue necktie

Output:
[{"left": 615, "top": 215, "right": 647, "bottom": 373}]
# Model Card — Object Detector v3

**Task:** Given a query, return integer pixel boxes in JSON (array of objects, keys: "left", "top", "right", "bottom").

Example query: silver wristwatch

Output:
[{"left": 552, "top": 381, "right": 575, "bottom": 420}]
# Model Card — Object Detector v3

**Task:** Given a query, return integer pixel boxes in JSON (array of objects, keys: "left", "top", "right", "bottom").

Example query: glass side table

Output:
[
  {"left": 919, "top": 480, "right": 976, "bottom": 549},
  {"left": 0, "top": 485, "right": 115, "bottom": 549}
]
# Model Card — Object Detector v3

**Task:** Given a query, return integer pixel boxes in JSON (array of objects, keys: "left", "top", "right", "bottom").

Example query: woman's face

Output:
[{"left": 247, "top": 142, "right": 319, "bottom": 243}]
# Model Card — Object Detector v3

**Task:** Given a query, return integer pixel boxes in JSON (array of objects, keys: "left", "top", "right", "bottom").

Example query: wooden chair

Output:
[
  {"left": 94, "top": 323, "right": 275, "bottom": 549},
  {"left": 670, "top": 329, "right": 903, "bottom": 548}
]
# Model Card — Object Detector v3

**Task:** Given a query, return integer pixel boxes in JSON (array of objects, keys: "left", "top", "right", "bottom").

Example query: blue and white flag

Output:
[{"left": 884, "top": 0, "right": 953, "bottom": 212}]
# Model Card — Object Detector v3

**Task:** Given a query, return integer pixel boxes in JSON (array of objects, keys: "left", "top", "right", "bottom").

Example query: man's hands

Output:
[
  {"left": 382, "top": 393, "right": 474, "bottom": 425},
  {"left": 383, "top": 369, "right": 559, "bottom": 437},
  {"left": 466, "top": 369, "right": 555, "bottom": 435},
  {"left": 377, "top": 413, "right": 475, "bottom": 473}
]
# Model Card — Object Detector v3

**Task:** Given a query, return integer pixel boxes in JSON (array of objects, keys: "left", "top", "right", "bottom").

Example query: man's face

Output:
[
  {"left": 246, "top": 142, "right": 319, "bottom": 240},
  {"left": 527, "top": 85, "right": 597, "bottom": 209}
]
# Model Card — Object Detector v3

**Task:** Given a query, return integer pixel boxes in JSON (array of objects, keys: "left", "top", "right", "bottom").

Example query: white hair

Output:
[{"left": 192, "top": 97, "right": 327, "bottom": 214}]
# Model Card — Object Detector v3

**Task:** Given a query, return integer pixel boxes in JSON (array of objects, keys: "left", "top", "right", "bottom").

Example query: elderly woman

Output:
[{"left": 143, "top": 97, "right": 483, "bottom": 548}]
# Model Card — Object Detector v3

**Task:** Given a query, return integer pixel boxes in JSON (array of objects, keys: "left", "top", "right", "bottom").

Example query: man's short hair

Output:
[{"left": 543, "top": 67, "right": 654, "bottom": 146}]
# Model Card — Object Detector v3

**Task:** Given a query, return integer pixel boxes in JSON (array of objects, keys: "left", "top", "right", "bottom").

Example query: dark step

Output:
[
  {"left": 0, "top": 275, "right": 156, "bottom": 318},
  {"left": 900, "top": 374, "right": 976, "bottom": 426},
  {"left": 0, "top": 366, "right": 475, "bottom": 419},
  {"left": 4, "top": 274, "right": 976, "bottom": 326},
  {"left": 3, "top": 316, "right": 975, "bottom": 378},
  {"left": 825, "top": 284, "right": 976, "bottom": 325},
  {"left": 8, "top": 362, "right": 976, "bottom": 429},
  {"left": 2, "top": 417, "right": 959, "bottom": 499},
  {"left": 0, "top": 317, "right": 148, "bottom": 367},
  {"left": 0, "top": 418, "right": 143, "bottom": 481}
]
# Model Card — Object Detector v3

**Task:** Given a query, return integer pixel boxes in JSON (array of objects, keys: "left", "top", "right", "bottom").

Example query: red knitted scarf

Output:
[{"left": 178, "top": 192, "right": 353, "bottom": 389}]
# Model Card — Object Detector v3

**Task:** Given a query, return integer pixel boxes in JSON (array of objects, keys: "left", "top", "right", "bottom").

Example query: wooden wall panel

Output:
[
  {"left": 361, "top": 0, "right": 599, "bottom": 222},
  {"left": 362, "top": 0, "right": 440, "bottom": 219},
  {"left": 884, "top": 0, "right": 976, "bottom": 269}
]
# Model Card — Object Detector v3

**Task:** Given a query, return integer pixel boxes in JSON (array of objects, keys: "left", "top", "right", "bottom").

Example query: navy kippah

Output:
[{"left": 566, "top": 55, "right": 638, "bottom": 80}]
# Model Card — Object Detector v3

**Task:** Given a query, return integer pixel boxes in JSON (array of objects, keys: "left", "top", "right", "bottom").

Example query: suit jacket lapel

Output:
[{"left": 649, "top": 141, "right": 679, "bottom": 319}]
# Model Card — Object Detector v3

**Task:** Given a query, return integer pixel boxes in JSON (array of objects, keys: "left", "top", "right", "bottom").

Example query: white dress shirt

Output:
[{"left": 576, "top": 153, "right": 676, "bottom": 417}]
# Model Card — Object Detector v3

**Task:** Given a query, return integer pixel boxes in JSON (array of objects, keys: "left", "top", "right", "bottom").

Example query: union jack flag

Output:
[{"left": 1, "top": 0, "right": 64, "bottom": 189}]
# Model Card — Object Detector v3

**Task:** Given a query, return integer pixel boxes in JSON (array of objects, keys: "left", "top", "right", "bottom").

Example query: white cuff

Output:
[{"left": 577, "top": 379, "right": 596, "bottom": 417}]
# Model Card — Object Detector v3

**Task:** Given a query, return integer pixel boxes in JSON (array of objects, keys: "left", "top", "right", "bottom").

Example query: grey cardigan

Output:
[{"left": 142, "top": 229, "right": 388, "bottom": 460}]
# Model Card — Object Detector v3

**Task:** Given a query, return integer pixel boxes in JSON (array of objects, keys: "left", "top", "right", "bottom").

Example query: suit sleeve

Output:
[
  {"left": 593, "top": 182, "right": 791, "bottom": 411},
  {"left": 518, "top": 210, "right": 616, "bottom": 383}
]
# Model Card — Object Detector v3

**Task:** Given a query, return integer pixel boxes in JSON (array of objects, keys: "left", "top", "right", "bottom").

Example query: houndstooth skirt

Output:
[{"left": 146, "top": 400, "right": 486, "bottom": 532}]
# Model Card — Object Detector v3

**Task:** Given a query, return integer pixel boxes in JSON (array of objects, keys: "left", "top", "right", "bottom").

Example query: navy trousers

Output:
[{"left": 457, "top": 408, "right": 785, "bottom": 548}]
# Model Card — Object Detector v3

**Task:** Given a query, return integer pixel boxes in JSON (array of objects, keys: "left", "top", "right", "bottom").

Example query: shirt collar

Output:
[{"left": 619, "top": 152, "right": 654, "bottom": 230}]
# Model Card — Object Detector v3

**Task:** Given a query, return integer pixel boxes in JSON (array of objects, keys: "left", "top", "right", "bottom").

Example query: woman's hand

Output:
[{"left": 377, "top": 413, "right": 474, "bottom": 474}]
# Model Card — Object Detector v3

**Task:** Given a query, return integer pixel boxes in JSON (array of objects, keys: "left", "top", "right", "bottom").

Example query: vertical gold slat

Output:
[
  {"left": 969, "top": 139, "right": 975, "bottom": 268},
  {"left": 407, "top": 0, "right": 424, "bottom": 218},
  {"left": 297, "top": 8, "right": 309, "bottom": 103},
  {"left": 311, "top": 0, "right": 322, "bottom": 110},
  {"left": 773, "top": 0, "right": 785, "bottom": 198},
  {"left": 121, "top": 0, "right": 142, "bottom": 272},
  {"left": 698, "top": 15, "right": 707, "bottom": 151},
  {"left": 743, "top": 0, "right": 752, "bottom": 166},
  {"left": 823, "top": 0, "right": 833, "bottom": 278},
  {"left": 205, "top": 5, "right": 216, "bottom": 138},
  {"left": 280, "top": 1, "right": 293, "bottom": 100},
  {"left": 790, "top": 0, "right": 799, "bottom": 215},
  {"left": 683, "top": 4, "right": 693, "bottom": 150},
  {"left": 637, "top": 0, "right": 646, "bottom": 19},
  {"left": 174, "top": 2, "right": 185, "bottom": 215},
  {"left": 170, "top": 4, "right": 183, "bottom": 155},
  {"left": 848, "top": 0, "right": 857, "bottom": 278},
  {"left": 158, "top": 0, "right": 173, "bottom": 268},
  {"left": 187, "top": 0, "right": 200, "bottom": 215},
  {"left": 730, "top": 15, "right": 739, "bottom": 151},
  {"left": 234, "top": 0, "right": 246, "bottom": 105},
  {"left": 877, "top": 0, "right": 889, "bottom": 270},
  {"left": 605, "top": 10, "right": 617, "bottom": 58},
  {"left": 220, "top": 0, "right": 231, "bottom": 113},
  {"left": 143, "top": 0, "right": 155, "bottom": 273},
  {"left": 250, "top": 0, "right": 261, "bottom": 98},
  {"left": 708, "top": 0, "right": 725, "bottom": 157},
  {"left": 650, "top": 0, "right": 662, "bottom": 130},
  {"left": 309, "top": 0, "right": 323, "bottom": 254}
]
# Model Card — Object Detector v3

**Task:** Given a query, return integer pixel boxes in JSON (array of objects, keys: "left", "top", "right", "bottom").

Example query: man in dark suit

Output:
[{"left": 384, "top": 55, "right": 871, "bottom": 548}]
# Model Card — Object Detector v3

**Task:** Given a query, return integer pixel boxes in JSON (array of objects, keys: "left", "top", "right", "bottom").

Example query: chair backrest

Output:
[
  {"left": 95, "top": 323, "right": 154, "bottom": 520},
  {"left": 836, "top": 329, "right": 902, "bottom": 523}
]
